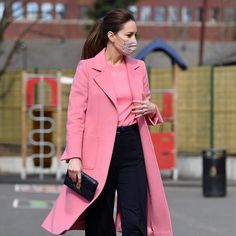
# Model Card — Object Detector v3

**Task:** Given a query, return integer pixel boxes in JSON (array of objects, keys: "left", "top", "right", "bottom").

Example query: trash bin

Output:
[{"left": 202, "top": 148, "right": 227, "bottom": 197}]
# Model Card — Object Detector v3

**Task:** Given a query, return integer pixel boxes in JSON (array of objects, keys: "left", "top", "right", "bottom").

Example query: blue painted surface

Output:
[{"left": 135, "top": 39, "right": 187, "bottom": 70}]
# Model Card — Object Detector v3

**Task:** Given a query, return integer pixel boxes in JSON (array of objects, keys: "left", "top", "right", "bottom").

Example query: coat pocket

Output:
[{"left": 82, "top": 134, "right": 98, "bottom": 170}]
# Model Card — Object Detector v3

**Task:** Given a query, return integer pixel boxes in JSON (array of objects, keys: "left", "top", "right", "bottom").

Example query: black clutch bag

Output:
[{"left": 64, "top": 170, "right": 98, "bottom": 201}]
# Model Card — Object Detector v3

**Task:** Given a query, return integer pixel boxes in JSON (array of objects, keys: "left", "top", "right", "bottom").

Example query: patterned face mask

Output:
[
  {"left": 121, "top": 38, "right": 137, "bottom": 55},
  {"left": 116, "top": 35, "right": 137, "bottom": 55}
]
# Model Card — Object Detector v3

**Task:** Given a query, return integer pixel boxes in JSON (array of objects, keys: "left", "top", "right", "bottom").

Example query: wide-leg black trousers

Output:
[{"left": 85, "top": 123, "right": 147, "bottom": 236}]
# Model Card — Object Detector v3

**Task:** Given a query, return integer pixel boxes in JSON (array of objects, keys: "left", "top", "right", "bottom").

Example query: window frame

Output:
[
  {"left": 181, "top": 7, "right": 192, "bottom": 23},
  {"left": 55, "top": 3, "right": 66, "bottom": 20},
  {"left": 224, "top": 8, "right": 236, "bottom": 22},
  {"left": 168, "top": 6, "right": 179, "bottom": 23},
  {"left": 140, "top": 5, "right": 152, "bottom": 22},
  {"left": 12, "top": 1, "right": 24, "bottom": 20},
  {"left": 128, "top": 5, "right": 138, "bottom": 20},
  {"left": 26, "top": 2, "right": 39, "bottom": 20},
  {"left": 78, "top": 5, "right": 89, "bottom": 19},
  {"left": 154, "top": 6, "right": 165, "bottom": 22},
  {"left": 41, "top": 2, "right": 53, "bottom": 21}
]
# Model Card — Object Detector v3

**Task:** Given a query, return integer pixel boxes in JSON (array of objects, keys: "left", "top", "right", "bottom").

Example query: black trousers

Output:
[{"left": 85, "top": 123, "right": 147, "bottom": 236}]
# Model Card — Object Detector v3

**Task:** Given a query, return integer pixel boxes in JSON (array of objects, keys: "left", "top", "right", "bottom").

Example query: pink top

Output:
[{"left": 108, "top": 62, "right": 137, "bottom": 127}]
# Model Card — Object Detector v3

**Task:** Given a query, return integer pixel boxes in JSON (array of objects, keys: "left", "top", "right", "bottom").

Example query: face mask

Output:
[
  {"left": 122, "top": 38, "right": 137, "bottom": 55},
  {"left": 117, "top": 35, "right": 137, "bottom": 55}
]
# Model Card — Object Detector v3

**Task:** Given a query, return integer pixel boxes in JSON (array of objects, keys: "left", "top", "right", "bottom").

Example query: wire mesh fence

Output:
[
  {"left": 0, "top": 65, "right": 236, "bottom": 156},
  {"left": 0, "top": 69, "right": 73, "bottom": 156},
  {"left": 214, "top": 66, "right": 236, "bottom": 154},
  {"left": 150, "top": 65, "right": 236, "bottom": 155}
]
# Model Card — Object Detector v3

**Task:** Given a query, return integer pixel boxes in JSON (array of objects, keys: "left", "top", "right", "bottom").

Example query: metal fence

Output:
[
  {"left": 150, "top": 66, "right": 236, "bottom": 155},
  {"left": 1, "top": 66, "right": 236, "bottom": 156},
  {"left": 0, "top": 69, "right": 72, "bottom": 156}
]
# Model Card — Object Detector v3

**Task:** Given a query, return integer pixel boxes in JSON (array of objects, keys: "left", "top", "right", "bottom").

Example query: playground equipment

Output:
[
  {"left": 21, "top": 72, "right": 62, "bottom": 180},
  {"left": 136, "top": 39, "right": 187, "bottom": 180}
]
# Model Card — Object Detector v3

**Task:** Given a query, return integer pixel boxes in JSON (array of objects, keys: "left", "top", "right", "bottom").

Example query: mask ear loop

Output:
[{"left": 115, "top": 33, "right": 126, "bottom": 49}]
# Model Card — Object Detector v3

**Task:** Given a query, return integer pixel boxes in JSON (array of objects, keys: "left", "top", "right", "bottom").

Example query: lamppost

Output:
[{"left": 199, "top": 0, "right": 208, "bottom": 66}]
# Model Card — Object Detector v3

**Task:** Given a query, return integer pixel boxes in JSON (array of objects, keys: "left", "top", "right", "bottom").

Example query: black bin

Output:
[{"left": 202, "top": 148, "right": 227, "bottom": 197}]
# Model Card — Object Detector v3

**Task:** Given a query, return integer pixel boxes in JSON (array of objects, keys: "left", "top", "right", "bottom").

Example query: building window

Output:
[
  {"left": 168, "top": 6, "right": 179, "bottom": 22},
  {"left": 182, "top": 7, "right": 192, "bottom": 23},
  {"left": 224, "top": 8, "right": 236, "bottom": 22},
  {"left": 0, "top": 2, "right": 4, "bottom": 20},
  {"left": 196, "top": 7, "right": 204, "bottom": 22},
  {"left": 154, "top": 7, "right": 165, "bottom": 22},
  {"left": 26, "top": 2, "right": 38, "bottom": 20},
  {"left": 128, "top": 5, "right": 138, "bottom": 19},
  {"left": 210, "top": 8, "right": 220, "bottom": 22},
  {"left": 12, "top": 1, "right": 24, "bottom": 20},
  {"left": 41, "top": 2, "right": 53, "bottom": 21},
  {"left": 140, "top": 6, "right": 151, "bottom": 21},
  {"left": 55, "top": 3, "right": 66, "bottom": 20},
  {"left": 78, "top": 5, "right": 88, "bottom": 19}
]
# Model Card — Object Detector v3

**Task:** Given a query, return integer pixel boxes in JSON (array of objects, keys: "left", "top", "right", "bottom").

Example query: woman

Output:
[{"left": 41, "top": 9, "right": 173, "bottom": 236}]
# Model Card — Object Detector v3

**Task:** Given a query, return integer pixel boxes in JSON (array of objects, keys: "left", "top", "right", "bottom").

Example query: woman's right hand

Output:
[{"left": 67, "top": 158, "right": 82, "bottom": 183}]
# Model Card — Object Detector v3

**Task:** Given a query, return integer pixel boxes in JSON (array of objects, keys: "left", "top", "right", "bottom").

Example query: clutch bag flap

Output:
[{"left": 64, "top": 170, "right": 98, "bottom": 201}]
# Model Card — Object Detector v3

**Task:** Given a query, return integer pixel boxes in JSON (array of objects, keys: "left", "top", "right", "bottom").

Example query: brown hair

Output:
[{"left": 81, "top": 9, "right": 135, "bottom": 59}]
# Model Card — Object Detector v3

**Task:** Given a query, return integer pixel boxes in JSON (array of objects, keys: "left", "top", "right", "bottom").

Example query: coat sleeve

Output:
[
  {"left": 141, "top": 61, "right": 164, "bottom": 126},
  {"left": 60, "top": 61, "right": 88, "bottom": 163}
]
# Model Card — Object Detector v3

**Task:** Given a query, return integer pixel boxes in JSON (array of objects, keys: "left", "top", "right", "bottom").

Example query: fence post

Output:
[{"left": 210, "top": 65, "right": 214, "bottom": 148}]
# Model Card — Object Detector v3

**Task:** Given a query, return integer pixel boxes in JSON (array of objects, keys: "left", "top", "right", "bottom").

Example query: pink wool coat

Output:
[{"left": 41, "top": 48, "right": 173, "bottom": 236}]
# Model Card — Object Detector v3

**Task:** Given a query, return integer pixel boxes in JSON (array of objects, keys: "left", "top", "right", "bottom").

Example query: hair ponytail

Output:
[
  {"left": 81, "top": 9, "right": 135, "bottom": 60},
  {"left": 81, "top": 20, "right": 106, "bottom": 59}
]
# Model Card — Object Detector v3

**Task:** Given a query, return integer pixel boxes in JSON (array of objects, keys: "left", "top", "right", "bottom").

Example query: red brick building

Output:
[{"left": 2, "top": 0, "right": 236, "bottom": 42}]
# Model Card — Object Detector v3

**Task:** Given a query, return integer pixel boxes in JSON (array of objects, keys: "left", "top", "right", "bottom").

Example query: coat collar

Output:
[
  {"left": 90, "top": 48, "right": 143, "bottom": 111},
  {"left": 91, "top": 48, "right": 140, "bottom": 72}
]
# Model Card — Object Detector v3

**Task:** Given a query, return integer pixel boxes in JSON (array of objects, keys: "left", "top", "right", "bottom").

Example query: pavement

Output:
[
  {"left": 1, "top": 172, "right": 236, "bottom": 187},
  {"left": 0, "top": 174, "right": 235, "bottom": 236}
]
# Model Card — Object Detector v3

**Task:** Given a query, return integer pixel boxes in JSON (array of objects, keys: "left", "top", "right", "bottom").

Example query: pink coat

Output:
[{"left": 41, "top": 48, "right": 173, "bottom": 236}]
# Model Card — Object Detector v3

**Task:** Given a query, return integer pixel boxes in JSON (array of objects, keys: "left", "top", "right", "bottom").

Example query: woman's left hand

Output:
[{"left": 132, "top": 94, "right": 156, "bottom": 119}]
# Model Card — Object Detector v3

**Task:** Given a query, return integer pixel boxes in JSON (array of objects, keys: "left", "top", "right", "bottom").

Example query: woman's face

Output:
[
  {"left": 116, "top": 20, "right": 137, "bottom": 42},
  {"left": 108, "top": 20, "right": 137, "bottom": 55}
]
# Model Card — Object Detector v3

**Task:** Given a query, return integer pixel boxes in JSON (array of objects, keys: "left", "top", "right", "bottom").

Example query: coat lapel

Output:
[
  {"left": 91, "top": 48, "right": 143, "bottom": 110},
  {"left": 91, "top": 49, "right": 118, "bottom": 110}
]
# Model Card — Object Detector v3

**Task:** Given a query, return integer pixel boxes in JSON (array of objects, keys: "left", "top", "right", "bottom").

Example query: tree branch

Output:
[
  {"left": 0, "top": 1, "right": 12, "bottom": 38},
  {"left": 0, "top": 0, "right": 32, "bottom": 42},
  {"left": 0, "top": 19, "right": 38, "bottom": 78}
]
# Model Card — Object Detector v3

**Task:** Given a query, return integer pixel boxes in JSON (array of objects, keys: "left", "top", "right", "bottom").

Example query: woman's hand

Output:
[
  {"left": 132, "top": 94, "right": 156, "bottom": 119},
  {"left": 67, "top": 158, "right": 82, "bottom": 183}
]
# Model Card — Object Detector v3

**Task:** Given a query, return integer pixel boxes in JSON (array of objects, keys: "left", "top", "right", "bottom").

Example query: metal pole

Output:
[
  {"left": 199, "top": 0, "right": 208, "bottom": 66},
  {"left": 172, "top": 63, "right": 179, "bottom": 180},
  {"left": 21, "top": 71, "right": 27, "bottom": 179},
  {"left": 39, "top": 76, "right": 45, "bottom": 180},
  {"left": 21, "top": 42, "right": 28, "bottom": 70},
  {"left": 210, "top": 65, "right": 214, "bottom": 148}
]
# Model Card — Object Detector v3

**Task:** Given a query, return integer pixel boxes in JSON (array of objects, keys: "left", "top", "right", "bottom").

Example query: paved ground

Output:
[{"left": 0, "top": 179, "right": 235, "bottom": 236}]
